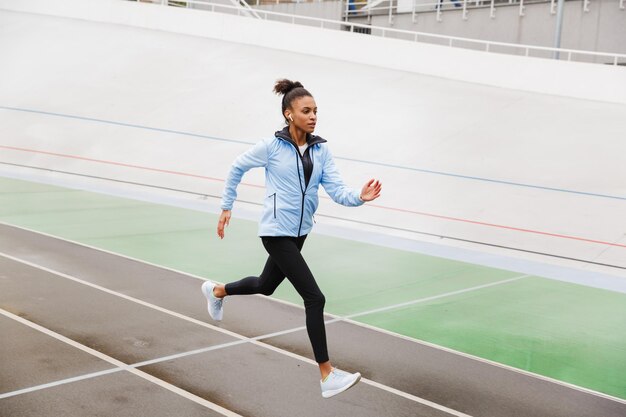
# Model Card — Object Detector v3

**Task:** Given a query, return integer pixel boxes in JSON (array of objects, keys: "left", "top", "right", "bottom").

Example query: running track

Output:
[{"left": 1, "top": 223, "right": 624, "bottom": 417}]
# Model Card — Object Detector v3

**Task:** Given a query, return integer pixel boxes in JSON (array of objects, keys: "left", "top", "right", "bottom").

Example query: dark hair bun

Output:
[{"left": 273, "top": 79, "right": 304, "bottom": 95}]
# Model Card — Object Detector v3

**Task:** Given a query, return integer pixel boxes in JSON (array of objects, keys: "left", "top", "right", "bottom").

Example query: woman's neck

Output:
[{"left": 289, "top": 125, "right": 307, "bottom": 147}]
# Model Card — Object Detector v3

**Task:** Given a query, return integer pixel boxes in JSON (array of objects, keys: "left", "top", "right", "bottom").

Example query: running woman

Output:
[{"left": 202, "top": 79, "right": 382, "bottom": 398}]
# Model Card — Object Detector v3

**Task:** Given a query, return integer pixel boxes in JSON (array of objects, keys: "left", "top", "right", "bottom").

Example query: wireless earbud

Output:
[{"left": 288, "top": 114, "right": 294, "bottom": 122}]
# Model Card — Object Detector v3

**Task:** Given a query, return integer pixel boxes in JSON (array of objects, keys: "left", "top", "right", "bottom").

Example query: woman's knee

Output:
[
  {"left": 259, "top": 285, "right": 275, "bottom": 296},
  {"left": 318, "top": 293, "right": 326, "bottom": 307},
  {"left": 257, "top": 277, "right": 276, "bottom": 296},
  {"left": 305, "top": 292, "right": 326, "bottom": 310}
]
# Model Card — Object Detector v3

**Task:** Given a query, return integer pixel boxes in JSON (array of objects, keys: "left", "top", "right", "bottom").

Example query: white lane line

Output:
[
  {"left": 0, "top": 368, "right": 122, "bottom": 400},
  {"left": 0, "top": 309, "right": 243, "bottom": 417},
  {"left": 2, "top": 230, "right": 625, "bottom": 407},
  {"left": 0, "top": 251, "right": 474, "bottom": 416},
  {"left": 132, "top": 339, "right": 247, "bottom": 368},
  {"left": 343, "top": 275, "right": 530, "bottom": 319}
]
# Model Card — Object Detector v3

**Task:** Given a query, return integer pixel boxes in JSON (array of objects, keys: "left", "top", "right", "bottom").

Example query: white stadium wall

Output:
[{"left": 1, "top": 0, "right": 625, "bottom": 105}]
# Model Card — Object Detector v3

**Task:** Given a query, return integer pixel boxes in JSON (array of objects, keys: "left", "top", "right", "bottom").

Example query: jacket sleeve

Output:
[
  {"left": 221, "top": 139, "right": 269, "bottom": 210},
  {"left": 320, "top": 146, "right": 364, "bottom": 207}
]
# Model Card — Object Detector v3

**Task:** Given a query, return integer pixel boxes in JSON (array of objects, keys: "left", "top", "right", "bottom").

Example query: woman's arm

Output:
[
  {"left": 320, "top": 147, "right": 381, "bottom": 206},
  {"left": 218, "top": 140, "right": 269, "bottom": 238}
]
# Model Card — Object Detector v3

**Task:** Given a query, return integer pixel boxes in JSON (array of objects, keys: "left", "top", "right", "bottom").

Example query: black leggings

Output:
[{"left": 224, "top": 235, "right": 329, "bottom": 363}]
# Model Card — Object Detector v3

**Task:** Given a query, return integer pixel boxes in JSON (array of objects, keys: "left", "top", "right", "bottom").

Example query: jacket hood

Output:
[{"left": 275, "top": 126, "right": 327, "bottom": 147}]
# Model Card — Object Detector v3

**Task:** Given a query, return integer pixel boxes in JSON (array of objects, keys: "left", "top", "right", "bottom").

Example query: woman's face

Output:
[{"left": 286, "top": 96, "right": 317, "bottom": 133}]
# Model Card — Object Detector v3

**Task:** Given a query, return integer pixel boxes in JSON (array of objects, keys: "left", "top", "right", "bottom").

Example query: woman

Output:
[{"left": 202, "top": 79, "right": 382, "bottom": 398}]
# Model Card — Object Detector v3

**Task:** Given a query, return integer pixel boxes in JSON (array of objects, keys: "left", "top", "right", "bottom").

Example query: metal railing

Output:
[
  {"left": 348, "top": 0, "right": 513, "bottom": 21},
  {"left": 345, "top": 0, "right": 625, "bottom": 22},
  {"left": 138, "top": 0, "right": 626, "bottom": 65},
  {"left": 252, "top": 0, "right": 335, "bottom": 4},
  {"left": 138, "top": 0, "right": 263, "bottom": 18}
]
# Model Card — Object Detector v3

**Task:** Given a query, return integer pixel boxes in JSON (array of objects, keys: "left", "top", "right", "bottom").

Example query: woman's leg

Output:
[
  {"left": 207, "top": 249, "right": 285, "bottom": 324},
  {"left": 214, "top": 236, "right": 333, "bottom": 379},
  {"left": 260, "top": 236, "right": 331, "bottom": 377},
  {"left": 219, "top": 255, "right": 286, "bottom": 297}
]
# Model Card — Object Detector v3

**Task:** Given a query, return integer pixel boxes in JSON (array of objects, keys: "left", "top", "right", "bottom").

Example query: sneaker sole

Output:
[
  {"left": 201, "top": 281, "right": 222, "bottom": 321},
  {"left": 322, "top": 373, "right": 361, "bottom": 399}
]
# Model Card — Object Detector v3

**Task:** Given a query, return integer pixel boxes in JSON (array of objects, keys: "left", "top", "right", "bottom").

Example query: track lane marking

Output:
[
  {"left": 0, "top": 368, "right": 122, "bottom": 400},
  {"left": 343, "top": 275, "right": 529, "bottom": 319}
]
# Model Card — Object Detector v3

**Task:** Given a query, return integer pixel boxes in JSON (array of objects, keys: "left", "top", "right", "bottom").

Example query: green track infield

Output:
[{"left": 1, "top": 176, "right": 625, "bottom": 399}]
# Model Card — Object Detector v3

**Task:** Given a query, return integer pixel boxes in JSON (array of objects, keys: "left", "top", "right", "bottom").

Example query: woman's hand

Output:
[
  {"left": 360, "top": 179, "right": 382, "bottom": 202},
  {"left": 217, "top": 210, "right": 231, "bottom": 239}
]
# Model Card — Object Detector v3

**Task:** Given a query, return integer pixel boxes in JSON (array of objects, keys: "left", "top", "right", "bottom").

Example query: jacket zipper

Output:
[
  {"left": 294, "top": 150, "right": 305, "bottom": 237},
  {"left": 271, "top": 193, "right": 276, "bottom": 218},
  {"left": 309, "top": 150, "right": 315, "bottom": 225}
]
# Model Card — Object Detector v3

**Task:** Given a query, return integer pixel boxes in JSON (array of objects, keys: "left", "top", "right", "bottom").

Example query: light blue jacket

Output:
[{"left": 221, "top": 129, "right": 363, "bottom": 237}]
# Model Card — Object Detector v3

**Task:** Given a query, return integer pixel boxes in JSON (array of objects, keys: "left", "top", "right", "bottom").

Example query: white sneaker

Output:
[
  {"left": 201, "top": 281, "right": 224, "bottom": 321},
  {"left": 320, "top": 368, "right": 361, "bottom": 398}
]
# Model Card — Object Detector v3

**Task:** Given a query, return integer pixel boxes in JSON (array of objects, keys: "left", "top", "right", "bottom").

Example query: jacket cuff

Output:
[{"left": 355, "top": 191, "right": 365, "bottom": 206}]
